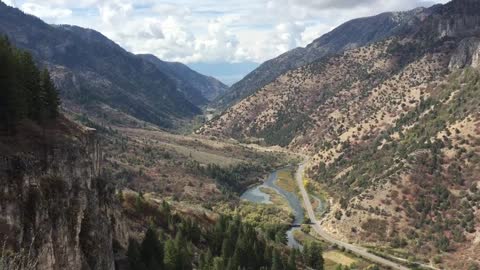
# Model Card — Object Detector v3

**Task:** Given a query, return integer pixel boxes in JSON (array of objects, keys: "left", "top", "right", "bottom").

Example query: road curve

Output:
[{"left": 295, "top": 162, "right": 411, "bottom": 270}]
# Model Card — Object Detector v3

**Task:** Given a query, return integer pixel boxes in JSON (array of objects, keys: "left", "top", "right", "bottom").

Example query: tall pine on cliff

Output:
[{"left": 0, "top": 36, "right": 60, "bottom": 131}]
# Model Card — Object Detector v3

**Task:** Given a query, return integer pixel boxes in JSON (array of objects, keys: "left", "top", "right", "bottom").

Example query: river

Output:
[{"left": 241, "top": 168, "right": 304, "bottom": 250}]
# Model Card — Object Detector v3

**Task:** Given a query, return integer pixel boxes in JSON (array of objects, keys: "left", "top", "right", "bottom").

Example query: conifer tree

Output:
[
  {"left": 40, "top": 69, "right": 60, "bottom": 120},
  {"left": 272, "top": 249, "right": 284, "bottom": 270},
  {"left": 287, "top": 249, "right": 297, "bottom": 270},
  {"left": 127, "top": 238, "right": 147, "bottom": 270},
  {"left": 163, "top": 239, "right": 177, "bottom": 270},
  {"left": 303, "top": 242, "right": 324, "bottom": 270},
  {"left": 141, "top": 228, "right": 164, "bottom": 270},
  {"left": 0, "top": 37, "right": 60, "bottom": 131}
]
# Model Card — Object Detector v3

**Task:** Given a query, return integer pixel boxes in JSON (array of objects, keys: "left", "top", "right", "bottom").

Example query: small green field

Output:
[
  {"left": 259, "top": 187, "right": 293, "bottom": 214},
  {"left": 275, "top": 169, "right": 297, "bottom": 193},
  {"left": 293, "top": 230, "right": 380, "bottom": 270}
]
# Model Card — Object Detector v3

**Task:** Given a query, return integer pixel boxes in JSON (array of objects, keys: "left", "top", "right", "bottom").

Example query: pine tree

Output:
[
  {"left": 212, "top": 257, "right": 224, "bottom": 270},
  {"left": 17, "top": 51, "right": 42, "bottom": 122},
  {"left": 303, "top": 242, "right": 324, "bottom": 270},
  {"left": 163, "top": 239, "right": 177, "bottom": 270},
  {"left": 221, "top": 238, "right": 234, "bottom": 259},
  {"left": 264, "top": 245, "right": 273, "bottom": 268},
  {"left": 0, "top": 36, "right": 27, "bottom": 131},
  {"left": 40, "top": 69, "right": 60, "bottom": 120},
  {"left": 271, "top": 249, "right": 284, "bottom": 270},
  {"left": 199, "top": 249, "right": 213, "bottom": 270},
  {"left": 127, "top": 238, "right": 148, "bottom": 270},
  {"left": 287, "top": 249, "right": 297, "bottom": 270},
  {"left": 0, "top": 37, "right": 60, "bottom": 131},
  {"left": 141, "top": 228, "right": 164, "bottom": 270}
]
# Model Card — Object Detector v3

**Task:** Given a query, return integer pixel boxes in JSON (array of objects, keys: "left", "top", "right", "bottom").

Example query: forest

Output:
[
  {"left": 0, "top": 36, "right": 60, "bottom": 132},
  {"left": 124, "top": 194, "right": 324, "bottom": 270}
]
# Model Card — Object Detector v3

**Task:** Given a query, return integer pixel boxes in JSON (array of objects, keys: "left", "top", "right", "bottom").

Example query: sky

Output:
[{"left": 3, "top": 0, "right": 449, "bottom": 84}]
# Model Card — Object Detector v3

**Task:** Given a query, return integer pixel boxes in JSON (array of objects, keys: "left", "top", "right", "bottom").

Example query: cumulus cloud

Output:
[
  {"left": 3, "top": 0, "right": 17, "bottom": 7},
  {"left": 12, "top": 0, "right": 449, "bottom": 64},
  {"left": 21, "top": 2, "right": 72, "bottom": 20}
]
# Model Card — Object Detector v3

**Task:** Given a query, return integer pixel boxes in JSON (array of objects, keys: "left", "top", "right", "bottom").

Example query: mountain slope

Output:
[
  {"left": 212, "top": 6, "right": 436, "bottom": 110},
  {"left": 0, "top": 2, "right": 202, "bottom": 128},
  {"left": 138, "top": 54, "right": 228, "bottom": 103},
  {"left": 199, "top": 0, "right": 480, "bottom": 267}
]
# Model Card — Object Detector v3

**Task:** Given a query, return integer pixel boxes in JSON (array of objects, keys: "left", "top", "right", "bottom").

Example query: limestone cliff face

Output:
[
  {"left": 0, "top": 123, "right": 127, "bottom": 270},
  {"left": 449, "top": 37, "right": 480, "bottom": 69}
]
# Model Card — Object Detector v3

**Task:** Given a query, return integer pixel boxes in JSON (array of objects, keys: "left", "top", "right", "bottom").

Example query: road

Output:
[{"left": 295, "top": 162, "right": 412, "bottom": 270}]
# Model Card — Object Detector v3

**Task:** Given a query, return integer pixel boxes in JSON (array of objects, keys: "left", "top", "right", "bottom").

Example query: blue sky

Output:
[{"left": 3, "top": 0, "right": 448, "bottom": 84}]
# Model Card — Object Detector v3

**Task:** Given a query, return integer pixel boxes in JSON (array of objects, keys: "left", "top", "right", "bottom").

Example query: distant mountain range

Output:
[
  {"left": 0, "top": 2, "right": 227, "bottom": 128},
  {"left": 212, "top": 6, "right": 437, "bottom": 110}
]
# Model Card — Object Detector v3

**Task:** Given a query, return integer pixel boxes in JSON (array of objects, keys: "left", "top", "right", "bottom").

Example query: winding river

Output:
[{"left": 241, "top": 168, "right": 304, "bottom": 249}]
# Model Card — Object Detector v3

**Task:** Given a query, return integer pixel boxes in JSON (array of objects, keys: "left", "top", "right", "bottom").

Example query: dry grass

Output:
[
  {"left": 323, "top": 251, "right": 357, "bottom": 267},
  {"left": 275, "top": 169, "right": 297, "bottom": 193}
]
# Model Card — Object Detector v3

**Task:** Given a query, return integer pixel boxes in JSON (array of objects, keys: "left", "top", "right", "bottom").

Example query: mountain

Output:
[
  {"left": 0, "top": 2, "right": 214, "bottom": 129},
  {"left": 188, "top": 61, "right": 260, "bottom": 86},
  {"left": 213, "top": 6, "right": 436, "bottom": 110},
  {"left": 138, "top": 54, "right": 228, "bottom": 103},
  {"left": 200, "top": 0, "right": 480, "bottom": 267}
]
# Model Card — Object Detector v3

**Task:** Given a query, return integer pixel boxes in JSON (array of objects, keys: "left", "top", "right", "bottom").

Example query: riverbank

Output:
[{"left": 241, "top": 167, "right": 305, "bottom": 249}]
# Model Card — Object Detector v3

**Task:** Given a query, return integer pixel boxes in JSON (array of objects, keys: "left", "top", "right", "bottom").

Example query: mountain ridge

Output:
[
  {"left": 138, "top": 54, "right": 228, "bottom": 103},
  {"left": 0, "top": 2, "right": 226, "bottom": 128},
  {"left": 212, "top": 5, "right": 436, "bottom": 111}
]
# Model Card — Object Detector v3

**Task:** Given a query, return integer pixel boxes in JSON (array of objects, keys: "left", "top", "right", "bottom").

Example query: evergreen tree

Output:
[
  {"left": 141, "top": 228, "right": 164, "bottom": 270},
  {"left": 127, "top": 238, "right": 148, "bottom": 270},
  {"left": 0, "top": 37, "right": 60, "bottom": 131},
  {"left": 221, "top": 238, "right": 234, "bottom": 258},
  {"left": 17, "top": 51, "right": 42, "bottom": 122},
  {"left": 174, "top": 231, "right": 192, "bottom": 270},
  {"left": 163, "top": 239, "right": 177, "bottom": 270},
  {"left": 40, "top": 69, "right": 60, "bottom": 120},
  {"left": 0, "top": 37, "right": 25, "bottom": 131},
  {"left": 264, "top": 245, "right": 273, "bottom": 268},
  {"left": 212, "top": 257, "right": 224, "bottom": 270},
  {"left": 303, "top": 242, "right": 324, "bottom": 270},
  {"left": 271, "top": 249, "right": 284, "bottom": 270},
  {"left": 287, "top": 249, "right": 297, "bottom": 270}
]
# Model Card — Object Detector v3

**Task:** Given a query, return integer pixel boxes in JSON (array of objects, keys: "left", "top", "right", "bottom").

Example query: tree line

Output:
[
  {"left": 184, "top": 160, "right": 262, "bottom": 193},
  {"left": 0, "top": 36, "right": 60, "bottom": 132},
  {"left": 126, "top": 204, "right": 325, "bottom": 270}
]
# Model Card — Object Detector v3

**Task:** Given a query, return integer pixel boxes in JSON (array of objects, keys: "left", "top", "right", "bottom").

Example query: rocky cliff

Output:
[{"left": 0, "top": 119, "right": 127, "bottom": 270}]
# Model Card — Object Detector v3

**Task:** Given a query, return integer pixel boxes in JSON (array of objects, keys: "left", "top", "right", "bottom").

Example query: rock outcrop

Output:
[
  {"left": 449, "top": 37, "right": 480, "bottom": 69},
  {"left": 0, "top": 120, "right": 127, "bottom": 270}
]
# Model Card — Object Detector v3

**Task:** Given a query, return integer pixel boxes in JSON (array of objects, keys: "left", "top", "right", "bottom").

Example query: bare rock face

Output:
[
  {"left": 449, "top": 37, "right": 480, "bottom": 69},
  {"left": 0, "top": 124, "right": 127, "bottom": 270}
]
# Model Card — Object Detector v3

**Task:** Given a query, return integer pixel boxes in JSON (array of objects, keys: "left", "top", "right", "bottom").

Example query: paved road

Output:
[{"left": 295, "top": 162, "right": 412, "bottom": 270}]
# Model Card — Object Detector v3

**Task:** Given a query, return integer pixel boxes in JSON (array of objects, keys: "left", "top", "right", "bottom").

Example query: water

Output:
[
  {"left": 240, "top": 185, "right": 272, "bottom": 204},
  {"left": 241, "top": 168, "right": 304, "bottom": 250}
]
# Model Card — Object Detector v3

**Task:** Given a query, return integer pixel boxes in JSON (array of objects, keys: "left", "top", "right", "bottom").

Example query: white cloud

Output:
[
  {"left": 3, "top": 0, "right": 17, "bottom": 7},
  {"left": 21, "top": 2, "right": 72, "bottom": 20},
  {"left": 12, "top": 0, "right": 449, "bottom": 64}
]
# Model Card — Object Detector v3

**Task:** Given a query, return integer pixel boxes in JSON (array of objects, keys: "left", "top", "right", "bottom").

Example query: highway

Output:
[{"left": 295, "top": 162, "right": 412, "bottom": 270}]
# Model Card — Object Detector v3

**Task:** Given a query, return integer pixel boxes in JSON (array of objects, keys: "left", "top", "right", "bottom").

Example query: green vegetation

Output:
[
  {"left": 184, "top": 160, "right": 264, "bottom": 193},
  {"left": 216, "top": 201, "right": 293, "bottom": 227},
  {"left": 303, "top": 241, "right": 324, "bottom": 270},
  {"left": 259, "top": 112, "right": 312, "bottom": 147},
  {"left": 276, "top": 169, "right": 297, "bottom": 193},
  {"left": 0, "top": 36, "right": 60, "bottom": 132},
  {"left": 123, "top": 193, "right": 306, "bottom": 270},
  {"left": 311, "top": 68, "right": 480, "bottom": 256}
]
